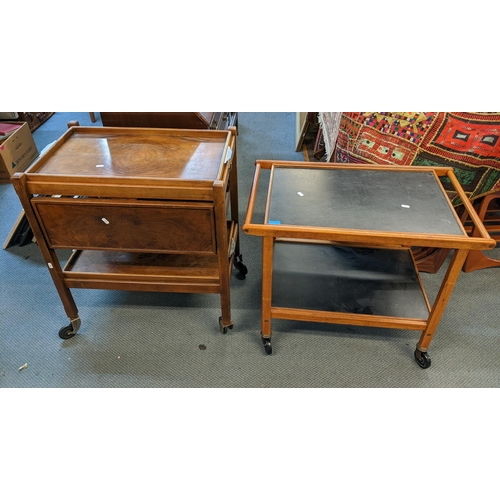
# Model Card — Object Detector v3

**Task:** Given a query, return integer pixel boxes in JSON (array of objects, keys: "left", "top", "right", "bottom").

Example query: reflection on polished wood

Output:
[{"left": 37, "top": 128, "right": 226, "bottom": 180}]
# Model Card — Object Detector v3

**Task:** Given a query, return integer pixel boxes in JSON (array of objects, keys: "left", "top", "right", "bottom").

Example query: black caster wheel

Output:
[
  {"left": 234, "top": 255, "right": 248, "bottom": 280},
  {"left": 262, "top": 337, "right": 272, "bottom": 355},
  {"left": 59, "top": 324, "right": 76, "bottom": 340},
  {"left": 219, "top": 316, "right": 234, "bottom": 334},
  {"left": 414, "top": 349, "right": 431, "bottom": 369}
]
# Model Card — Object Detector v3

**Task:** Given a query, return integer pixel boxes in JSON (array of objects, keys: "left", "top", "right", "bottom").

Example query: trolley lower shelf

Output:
[
  {"left": 272, "top": 241, "right": 430, "bottom": 323},
  {"left": 64, "top": 250, "right": 223, "bottom": 292},
  {"left": 261, "top": 241, "right": 434, "bottom": 361}
]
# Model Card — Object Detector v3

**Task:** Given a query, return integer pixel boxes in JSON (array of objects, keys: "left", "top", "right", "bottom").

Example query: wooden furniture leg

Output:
[
  {"left": 213, "top": 181, "right": 233, "bottom": 333},
  {"left": 414, "top": 248, "right": 469, "bottom": 368},
  {"left": 261, "top": 236, "right": 274, "bottom": 354},
  {"left": 89, "top": 112, "right": 96, "bottom": 123},
  {"left": 11, "top": 174, "right": 80, "bottom": 336}
]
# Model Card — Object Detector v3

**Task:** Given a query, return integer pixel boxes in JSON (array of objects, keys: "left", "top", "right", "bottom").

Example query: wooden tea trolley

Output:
[
  {"left": 12, "top": 126, "right": 247, "bottom": 339},
  {"left": 243, "top": 160, "right": 495, "bottom": 368}
]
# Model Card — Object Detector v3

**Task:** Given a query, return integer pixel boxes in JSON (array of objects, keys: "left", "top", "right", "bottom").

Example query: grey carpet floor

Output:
[{"left": 1, "top": 112, "right": 499, "bottom": 387}]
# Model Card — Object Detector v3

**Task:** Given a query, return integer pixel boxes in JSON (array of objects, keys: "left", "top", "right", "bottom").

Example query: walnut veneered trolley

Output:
[
  {"left": 243, "top": 160, "right": 495, "bottom": 368},
  {"left": 12, "top": 126, "right": 247, "bottom": 339}
]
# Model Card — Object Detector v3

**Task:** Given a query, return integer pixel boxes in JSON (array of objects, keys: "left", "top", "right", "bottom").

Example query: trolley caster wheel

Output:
[
  {"left": 234, "top": 255, "right": 248, "bottom": 280},
  {"left": 219, "top": 316, "right": 234, "bottom": 335},
  {"left": 58, "top": 325, "right": 76, "bottom": 340},
  {"left": 414, "top": 349, "right": 431, "bottom": 369},
  {"left": 262, "top": 337, "right": 272, "bottom": 355}
]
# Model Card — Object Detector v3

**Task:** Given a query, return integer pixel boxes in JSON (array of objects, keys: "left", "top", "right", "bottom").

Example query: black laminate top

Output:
[{"left": 267, "top": 167, "right": 465, "bottom": 236}]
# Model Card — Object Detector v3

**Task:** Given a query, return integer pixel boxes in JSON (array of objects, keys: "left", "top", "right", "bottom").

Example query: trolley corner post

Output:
[{"left": 11, "top": 172, "right": 81, "bottom": 338}]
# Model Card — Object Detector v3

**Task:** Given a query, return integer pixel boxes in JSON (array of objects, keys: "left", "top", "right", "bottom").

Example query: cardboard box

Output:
[{"left": 0, "top": 121, "right": 39, "bottom": 182}]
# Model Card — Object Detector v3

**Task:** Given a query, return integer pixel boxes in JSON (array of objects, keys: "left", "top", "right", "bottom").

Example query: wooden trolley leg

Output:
[
  {"left": 218, "top": 286, "right": 233, "bottom": 334},
  {"left": 214, "top": 180, "right": 233, "bottom": 334},
  {"left": 261, "top": 236, "right": 274, "bottom": 354},
  {"left": 11, "top": 174, "right": 80, "bottom": 338},
  {"left": 415, "top": 248, "right": 469, "bottom": 368}
]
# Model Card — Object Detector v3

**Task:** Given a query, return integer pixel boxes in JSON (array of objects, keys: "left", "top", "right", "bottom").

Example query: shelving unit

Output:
[
  {"left": 12, "top": 126, "right": 247, "bottom": 340},
  {"left": 243, "top": 160, "right": 495, "bottom": 368}
]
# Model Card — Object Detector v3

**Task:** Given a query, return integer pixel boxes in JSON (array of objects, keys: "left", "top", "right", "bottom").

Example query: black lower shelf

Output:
[{"left": 272, "top": 242, "right": 429, "bottom": 319}]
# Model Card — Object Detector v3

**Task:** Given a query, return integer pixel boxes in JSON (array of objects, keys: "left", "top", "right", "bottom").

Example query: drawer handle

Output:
[{"left": 102, "top": 218, "right": 110, "bottom": 224}]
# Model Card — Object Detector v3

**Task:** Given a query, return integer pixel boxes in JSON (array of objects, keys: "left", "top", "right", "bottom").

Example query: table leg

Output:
[
  {"left": 12, "top": 175, "right": 80, "bottom": 339},
  {"left": 415, "top": 248, "right": 469, "bottom": 367},
  {"left": 214, "top": 181, "right": 233, "bottom": 334},
  {"left": 261, "top": 236, "right": 274, "bottom": 353}
]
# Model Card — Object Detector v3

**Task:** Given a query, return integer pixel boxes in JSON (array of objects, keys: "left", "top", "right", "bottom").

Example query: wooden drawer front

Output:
[{"left": 33, "top": 200, "right": 216, "bottom": 254}]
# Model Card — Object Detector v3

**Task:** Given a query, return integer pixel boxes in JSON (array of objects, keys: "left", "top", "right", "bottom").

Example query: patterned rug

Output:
[{"left": 318, "top": 112, "right": 500, "bottom": 206}]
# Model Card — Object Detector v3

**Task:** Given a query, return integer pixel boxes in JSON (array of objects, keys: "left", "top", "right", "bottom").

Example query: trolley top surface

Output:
[
  {"left": 27, "top": 127, "right": 231, "bottom": 181},
  {"left": 267, "top": 166, "right": 465, "bottom": 236}
]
